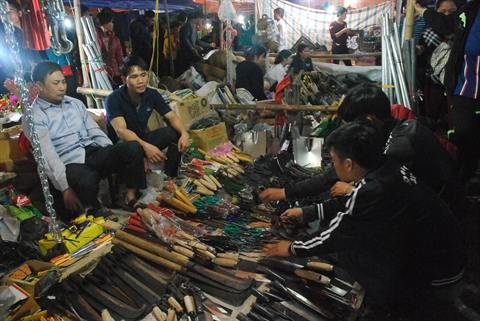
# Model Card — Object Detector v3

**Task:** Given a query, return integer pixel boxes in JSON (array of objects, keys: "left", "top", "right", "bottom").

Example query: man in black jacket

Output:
[
  {"left": 259, "top": 83, "right": 454, "bottom": 203},
  {"left": 417, "top": 0, "right": 480, "bottom": 182},
  {"left": 264, "top": 122, "right": 465, "bottom": 305}
]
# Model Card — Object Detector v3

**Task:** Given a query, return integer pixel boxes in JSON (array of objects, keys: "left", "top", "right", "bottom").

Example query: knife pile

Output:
[
  {"left": 58, "top": 246, "right": 219, "bottom": 321},
  {"left": 252, "top": 257, "right": 365, "bottom": 320}
]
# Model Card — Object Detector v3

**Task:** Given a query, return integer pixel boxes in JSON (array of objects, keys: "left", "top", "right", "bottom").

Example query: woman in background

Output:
[
  {"left": 236, "top": 46, "right": 268, "bottom": 101},
  {"left": 329, "top": 6, "right": 352, "bottom": 66},
  {"left": 266, "top": 49, "right": 292, "bottom": 91}
]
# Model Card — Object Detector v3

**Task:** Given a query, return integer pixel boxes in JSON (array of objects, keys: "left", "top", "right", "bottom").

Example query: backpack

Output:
[{"left": 430, "top": 41, "right": 451, "bottom": 85}]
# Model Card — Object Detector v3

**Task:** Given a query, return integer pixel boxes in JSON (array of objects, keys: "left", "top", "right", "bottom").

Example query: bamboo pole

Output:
[
  {"left": 77, "top": 87, "right": 112, "bottom": 97},
  {"left": 267, "top": 52, "right": 382, "bottom": 59},
  {"left": 211, "top": 103, "right": 338, "bottom": 112},
  {"left": 73, "top": 0, "right": 94, "bottom": 108},
  {"left": 163, "top": 0, "right": 175, "bottom": 76},
  {"left": 404, "top": 0, "right": 415, "bottom": 41}
]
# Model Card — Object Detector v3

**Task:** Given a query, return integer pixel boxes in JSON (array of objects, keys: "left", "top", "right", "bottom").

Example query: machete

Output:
[
  {"left": 272, "top": 280, "right": 334, "bottom": 319},
  {"left": 273, "top": 301, "right": 329, "bottom": 321}
]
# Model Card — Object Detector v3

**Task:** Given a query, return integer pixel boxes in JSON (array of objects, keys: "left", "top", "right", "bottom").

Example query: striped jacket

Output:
[{"left": 290, "top": 160, "right": 465, "bottom": 302}]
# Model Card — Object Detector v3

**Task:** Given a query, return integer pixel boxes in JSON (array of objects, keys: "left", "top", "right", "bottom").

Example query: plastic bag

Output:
[
  {"left": 177, "top": 67, "right": 206, "bottom": 90},
  {"left": 218, "top": 0, "right": 237, "bottom": 21}
]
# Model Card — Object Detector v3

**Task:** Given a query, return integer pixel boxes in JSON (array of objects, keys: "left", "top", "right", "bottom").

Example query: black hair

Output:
[
  {"left": 435, "top": 0, "right": 456, "bottom": 9},
  {"left": 6, "top": 0, "right": 20, "bottom": 11},
  {"left": 120, "top": 55, "right": 148, "bottom": 77},
  {"left": 80, "top": 5, "right": 90, "bottom": 16},
  {"left": 145, "top": 10, "right": 155, "bottom": 19},
  {"left": 177, "top": 12, "right": 188, "bottom": 24},
  {"left": 98, "top": 10, "right": 114, "bottom": 26},
  {"left": 245, "top": 46, "right": 267, "bottom": 61},
  {"left": 297, "top": 43, "right": 309, "bottom": 55},
  {"left": 326, "top": 122, "right": 385, "bottom": 170},
  {"left": 338, "top": 83, "right": 392, "bottom": 123},
  {"left": 274, "top": 8, "right": 285, "bottom": 17},
  {"left": 32, "top": 61, "right": 63, "bottom": 83},
  {"left": 274, "top": 49, "right": 292, "bottom": 64},
  {"left": 337, "top": 6, "right": 348, "bottom": 17}
]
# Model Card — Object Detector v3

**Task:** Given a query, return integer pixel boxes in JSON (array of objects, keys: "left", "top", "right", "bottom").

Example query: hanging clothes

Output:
[{"left": 21, "top": 0, "right": 50, "bottom": 50}]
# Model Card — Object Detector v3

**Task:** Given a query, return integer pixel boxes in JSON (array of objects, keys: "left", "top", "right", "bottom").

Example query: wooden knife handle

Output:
[
  {"left": 152, "top": 306, "right": 167, "bottom": 321},
  {"left": 217, "top": 252, "right": 239, "bottom": 260},
  {"left": 116, "top": 230, "right": 190, "bottom": 266},
  {"left": 212, "top": 257, "right": 238, "bottom": 268},
  {"left": 172, "top": 245, "right": 195, "bottom": 258},
  {"left": 306, "top": 261, "right": 334, "bottom": 272},
  {"left": 112, "top": 238, "right": 182, "bottom": 272},
  {"left": 294, "top": 269, "right": 331, "bottom": 285}
]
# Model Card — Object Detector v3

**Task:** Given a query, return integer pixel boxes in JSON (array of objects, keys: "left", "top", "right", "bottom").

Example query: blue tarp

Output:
[{"left": 67, "top": 0, "right": 199, "bottom": 11}]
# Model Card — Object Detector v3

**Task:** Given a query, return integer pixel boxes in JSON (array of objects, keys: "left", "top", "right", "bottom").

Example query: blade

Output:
[
  {"left": 276, "top": 301, "right": 328, "bottom": 321},
  {"left": 259, "top": 257, "right": 303, "bottom": 272}
]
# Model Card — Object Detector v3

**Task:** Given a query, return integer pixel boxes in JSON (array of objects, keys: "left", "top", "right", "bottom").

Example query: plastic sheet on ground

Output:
[{"left": 315, "top": 62, "right": 382, "bottom": 83}]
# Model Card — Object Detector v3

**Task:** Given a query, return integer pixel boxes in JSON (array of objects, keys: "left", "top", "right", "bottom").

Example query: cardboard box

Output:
[
  {"left": 3, "top": 260, "right": 55, "bottom": 298},
  {"left": 190, "top": 122, "right": 228, "bottom": 151},
  {"left": 170, "top": 97, "right": 213, "bottom": 128}
]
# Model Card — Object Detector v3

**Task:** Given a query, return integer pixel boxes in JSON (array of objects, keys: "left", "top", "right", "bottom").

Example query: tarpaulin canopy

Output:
[{"left": 66, "top": 0, "right": 199, "bottom": 11}]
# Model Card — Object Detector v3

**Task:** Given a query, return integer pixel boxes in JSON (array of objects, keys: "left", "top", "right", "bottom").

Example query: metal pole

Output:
[
  {"left": 163, "top": 0, "right": 175, "bottom": 76},
  {"left": 74, "top": 0, "right": 94, "bottom": 108}
]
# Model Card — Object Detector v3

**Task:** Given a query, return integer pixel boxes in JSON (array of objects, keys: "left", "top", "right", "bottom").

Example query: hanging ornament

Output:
[
  {"left": 0, "top": 0, "right": 62, "bottom": 244},
  {"left": 41, "top": 0, "right": 73, "bottom": 54},
  {"left": 21, "top": 0, "right": 51, "bottom": 50}
]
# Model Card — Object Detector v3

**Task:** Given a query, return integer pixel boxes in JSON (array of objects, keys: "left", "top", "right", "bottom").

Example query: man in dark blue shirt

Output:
[{"left": 105, "top": 56, "right": 189, "bottom": 177}]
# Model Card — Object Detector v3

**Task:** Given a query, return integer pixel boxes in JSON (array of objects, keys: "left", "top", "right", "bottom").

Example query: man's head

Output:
[
  {"left": 32, "top": 61, "right": 66, "bottom": 104},
  {"left": 98, "top": 9, "right": 114, "bottom": 31},
  {"left": 297, "top": 43, "right": 311, "bottom": 60},
  {"left": 145, "top": 10, "right": 155, "bottom": 26},
  {"left": 337, "top": 6, "right": 348, "bottom": 21},
  {"left": 177, "top": 12, "right": 188, "bottom": 26},
  {"left": 121, "top": 56, "right": 148, "bottom": 95},
  {"left": 338, "top": 83, "right": 392, "bottom": 127},
  {"left": 6, "top": 0, "right": 21, "bottom": 28},
  {"left": 245, "top": 46, "right": 267, "bottom": 64},
  {"left": 274, "top": 8, "right": 285, "bottom": 21},
  {"left": 326, "top": 122, "right": 385, "bottom": 182}
]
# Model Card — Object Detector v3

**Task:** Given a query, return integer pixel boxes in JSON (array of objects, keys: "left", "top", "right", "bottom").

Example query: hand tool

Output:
[
  {"left": 273, "top": 301, "right": 328, "bottom": 321},
  {"left": 252, "top": 303, "right": 293, "bottom": 321}
]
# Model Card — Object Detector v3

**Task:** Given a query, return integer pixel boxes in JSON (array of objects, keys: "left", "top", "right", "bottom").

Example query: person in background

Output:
[
  {"left": 265, "top": 49, "right": 292, "bottom": 91},
  {"left": 130, "top": 10, "right": 155, "bottom": 67},
  {"left": 105, "top": 56, "right": 189, "bottom": 178},
  {"left": 235, "top": 45, "right": 268, "bottom": 101},
  {"left": 273, "top": 7, "right": 287, "bottom": 51},
  {"left": 97, "top": 9, "right": 124, "bottom": 87},
  {"left": 25, "top": 61, "right": 146, "bottom": 219},
  {"left": 329, "top": 6, "right": 352, "bottom": 66},
  {"left": 177, "top": 12, "right": 216, "bottom": 76},
  {"left": 163, "top": 20, "right": 184, "bottom": 67},
  {"left": 290, "top": 43, "right": 314, "bottom": 73},
  {"left": 264, "top": 122, "right": 465, "bottom": 316},
  {"left": 417, "top": 0, "right": 457, "bottom": 123},
  {"left": 417, "top": 0, "right": 480, "bottom": 183}
]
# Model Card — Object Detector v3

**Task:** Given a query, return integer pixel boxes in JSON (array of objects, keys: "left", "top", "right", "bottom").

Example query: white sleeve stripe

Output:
[{"left": 292, "top": 180, "right": 365, "bottom": 250}]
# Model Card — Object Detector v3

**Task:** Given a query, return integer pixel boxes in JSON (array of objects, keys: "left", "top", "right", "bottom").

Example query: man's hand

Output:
[
  {"left": 143, "top": 142, "right": 167, "bottom": 163},
  {"left": 280, "top": 208, "right": 303, "bottom": 224},
  {"left": 330, "top": 181, "right": 353, "bottom": 197},
  {"left": 263, "top": 240, "right": 292, "bottom": 257},
  {"left": 210, "top": 42, "right": 217, "bottom": 48},
  {"left": 63, "top": 188, "right": 83, "bottom": 212},
  {"left": 259, "top": 188, "right": 286, "bottom": 203},
  {"left": 178, "top": 133, "right": 190, "bottom": 152}
]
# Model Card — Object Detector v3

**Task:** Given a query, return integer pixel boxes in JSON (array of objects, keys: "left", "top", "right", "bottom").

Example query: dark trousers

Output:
[
  {"left": 332, "top": 46, "right": 352, "bottom": 66},
  {"left": 144, "top": 127, "right": 181, "bottom": 177},
  {"left": 451, "top": 95, "right": 480, "bottom": 181},
  {"left": 53, "top": 141, "right": 146, "bottom": 218}
]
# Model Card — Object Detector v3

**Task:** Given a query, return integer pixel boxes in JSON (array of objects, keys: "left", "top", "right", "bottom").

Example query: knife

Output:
[
  {"left": 293, "top": 269, "right": 348, "bottom": 296},
  {"left": 275, "top": 301, "right": 329, "bottom": 321},
  {"left": 272, "top": 280, "right": 334, "bottom": 319},
  {"left": 260, "top": 257, "right": 354, "bottom": 290}
]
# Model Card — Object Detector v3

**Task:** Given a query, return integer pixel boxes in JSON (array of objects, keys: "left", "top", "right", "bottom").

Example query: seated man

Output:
[
  {"left": 105, "top": 56, "right": 189, "bottom": 177},
  {"left": 24, "top": 62, "right": 146, "bottom": 219},
  {"left": 260, "top": 83, "right": 454, "bottom": 203},
  {"left": 264, "top": 122, "right": 465, "bottom": 307}
]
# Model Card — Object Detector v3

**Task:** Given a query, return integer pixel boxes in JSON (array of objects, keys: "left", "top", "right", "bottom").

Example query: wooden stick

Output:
[
  {"left": 112, "top": 238, "right": 182, "bottom": 272},
  {"left": 211, "top": 103, "right": 338, "bottom": 112}
]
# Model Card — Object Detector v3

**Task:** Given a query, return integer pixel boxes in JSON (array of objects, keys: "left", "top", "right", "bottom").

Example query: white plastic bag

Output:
[{"left": 218, "top": 0, "right": 237, "bottom": 21}]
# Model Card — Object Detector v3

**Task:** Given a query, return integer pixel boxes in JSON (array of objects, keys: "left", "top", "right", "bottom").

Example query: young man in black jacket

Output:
[
  {"left": 264, "top": 122, "right": 465, "bottom": 306},
  {"left": 259, "top": 83, "right": 454, "bottom": 203},
  {"left": 417, "top": 0, "right": 480, "bottom": 182}
]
